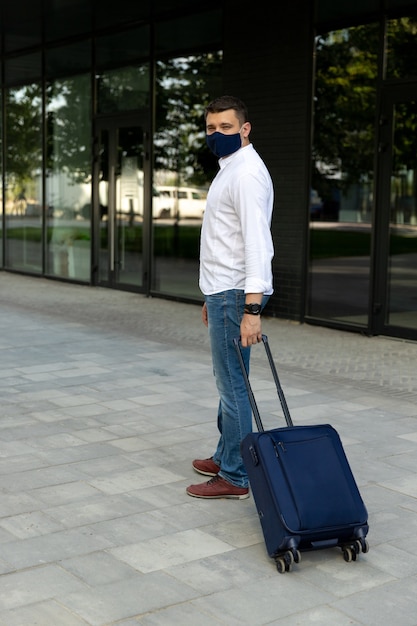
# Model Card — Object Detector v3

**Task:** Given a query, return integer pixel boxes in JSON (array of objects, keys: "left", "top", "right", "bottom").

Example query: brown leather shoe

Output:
[
  {"left": 192, "top": 457, "right": 220, "bottom": 477},
  {"left": 186, "top": 475, "right": 249, "bottom": 499}
]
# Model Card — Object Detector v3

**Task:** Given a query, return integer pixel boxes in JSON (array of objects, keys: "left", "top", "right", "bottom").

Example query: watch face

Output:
[{"left": 245, "top": 303, "right": 261, "bottom": 314}]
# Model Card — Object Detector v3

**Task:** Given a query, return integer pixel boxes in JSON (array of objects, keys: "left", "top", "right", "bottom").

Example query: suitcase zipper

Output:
[{"left": 274, "top": 441, "right": 286, "bottom": 454}]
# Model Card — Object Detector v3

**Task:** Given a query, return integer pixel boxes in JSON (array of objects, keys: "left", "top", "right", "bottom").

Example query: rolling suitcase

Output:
[{"left": 234, "top": 335, "right": 369, "bottom": 573}]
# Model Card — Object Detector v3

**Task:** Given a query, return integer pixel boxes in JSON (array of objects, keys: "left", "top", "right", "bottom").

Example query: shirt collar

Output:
[{"left": 218, "top": 143, "right": 251, "bottom": 169}]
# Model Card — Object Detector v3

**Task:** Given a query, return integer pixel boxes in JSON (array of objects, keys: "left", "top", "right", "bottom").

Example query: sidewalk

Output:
[{"left": 0, "top": 272, "right": 417, "bottom": 625}]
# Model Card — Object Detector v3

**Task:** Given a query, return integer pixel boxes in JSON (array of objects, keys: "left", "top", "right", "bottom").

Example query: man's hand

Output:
[
  {"left": 240, "top": 314, "right": 262, "bottom": 347},
  {"left": 202, "top": 302, "right": 208, "bottom": 327}
]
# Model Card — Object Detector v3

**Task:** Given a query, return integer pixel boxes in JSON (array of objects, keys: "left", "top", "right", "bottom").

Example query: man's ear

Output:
[{"left": 242, "top": 122, "right": 251, "bottom": 138}]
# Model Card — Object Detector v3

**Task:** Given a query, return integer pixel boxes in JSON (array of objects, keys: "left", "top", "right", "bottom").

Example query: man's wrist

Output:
[{"left": 244, "top": 303, "right": 262, "bottom": 315}]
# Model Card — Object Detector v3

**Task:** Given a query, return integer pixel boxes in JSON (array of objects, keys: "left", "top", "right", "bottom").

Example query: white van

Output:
[{"left": 153, "top": 186, "right": 206, "bottom": 220}]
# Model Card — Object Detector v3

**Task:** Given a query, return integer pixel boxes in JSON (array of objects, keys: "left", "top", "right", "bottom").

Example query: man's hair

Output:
[{"left": 204, "top": 95, "right": 249, "bottom": 125}]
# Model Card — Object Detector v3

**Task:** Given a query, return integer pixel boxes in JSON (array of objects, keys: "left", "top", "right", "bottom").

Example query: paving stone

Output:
[{"left": 0, "top": 272, "right": 416, "bottom": 625}]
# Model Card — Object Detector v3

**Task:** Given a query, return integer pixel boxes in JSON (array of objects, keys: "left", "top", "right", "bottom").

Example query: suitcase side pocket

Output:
[{"left": 265, "top": 429, "right": 365, "bottom": 532}]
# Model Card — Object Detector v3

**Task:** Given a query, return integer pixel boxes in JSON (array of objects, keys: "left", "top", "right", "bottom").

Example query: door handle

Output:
[{"left": 109, "top": 164, "right": 115, "bottom": 272}]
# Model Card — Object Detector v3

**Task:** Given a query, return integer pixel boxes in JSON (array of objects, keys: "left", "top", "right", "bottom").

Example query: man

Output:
[{"left": 186, "top": 95, "right": 274, "bottom": 499}]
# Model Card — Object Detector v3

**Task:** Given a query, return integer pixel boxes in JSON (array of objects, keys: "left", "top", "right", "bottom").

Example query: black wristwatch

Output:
[{"left": 244, "top": 303, "right": 262, "bottom": 315}]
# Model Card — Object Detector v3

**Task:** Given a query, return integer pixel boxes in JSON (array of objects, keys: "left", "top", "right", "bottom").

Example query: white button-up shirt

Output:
[{"left": 199, "top": 143, "right": 274, "bottom": 296}]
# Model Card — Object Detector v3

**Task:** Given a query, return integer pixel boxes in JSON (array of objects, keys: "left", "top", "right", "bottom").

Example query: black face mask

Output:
[{"left": 206, "top": 131, "right": 242, "bottom": 158}]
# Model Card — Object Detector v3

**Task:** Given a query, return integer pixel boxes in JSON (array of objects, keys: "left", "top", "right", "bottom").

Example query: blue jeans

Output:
[{"left": 205, "top": 289, "right": 270, "bottom": 488}]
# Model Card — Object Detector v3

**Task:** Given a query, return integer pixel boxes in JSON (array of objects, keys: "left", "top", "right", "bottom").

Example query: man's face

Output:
[{"left": 206, "top": 109, "right": 241, "bottom": 135}]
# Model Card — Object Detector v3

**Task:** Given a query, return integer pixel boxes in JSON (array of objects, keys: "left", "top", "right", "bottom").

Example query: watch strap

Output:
[{"left": 244, "top": 303, "right": 262, "bottom": 315}]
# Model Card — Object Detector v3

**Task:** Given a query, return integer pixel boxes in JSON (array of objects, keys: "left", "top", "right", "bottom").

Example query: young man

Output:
[{"left": 186, "top": 95, "right": 274, "bottom": 499}]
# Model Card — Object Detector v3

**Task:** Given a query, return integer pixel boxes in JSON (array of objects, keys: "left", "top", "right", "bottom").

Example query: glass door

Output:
[
  {"left": 373, "top": 84, "right": 417, "bottom": 338},
  {"left": 94, "top": 115, "right": 150, "bottom": 291}
]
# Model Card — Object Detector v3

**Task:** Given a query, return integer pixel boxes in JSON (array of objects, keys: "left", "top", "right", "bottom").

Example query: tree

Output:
[
  {"left": 312, "top": 23, "right": 379, "bottom": 197},
  {"left": 5, "top": 85, "right": 43, "bottom": 202},
  {"left": 154, "top": 52, "right": 223, "bottom": 187}
]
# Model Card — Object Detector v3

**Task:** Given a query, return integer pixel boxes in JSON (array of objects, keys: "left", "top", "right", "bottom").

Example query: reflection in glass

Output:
[
  {"left": 97, "top": 125, "right": 144, "bottom": 289},
  {"left": 98, "top": 129, "right": 110, "bottom": 284},
  {"left": 387, "top": 100, "right": 417, "bottom": 328},
  {"left": 97, "top": 65, "right": 150, "bottom": 114},
  {"left": 5, "top": 85, "right": 43, "bottom": 273},
  {"left": 308, "top": 25, "right": 378, "bottom": 324},
  {"left": 0, "top": 93, "right": 2, "bottom": 267},
  {"left": 46, "top": 74, "right": 92, "bottom": 280},
  {"left": 95, "top": 27, "right": 150, "bottom": 71},
  {"left": 386, "top": 17, "right": 417, "bottom": 80},
  {"left": 152, "top": 53, "right": 222, "bottom": 299}
]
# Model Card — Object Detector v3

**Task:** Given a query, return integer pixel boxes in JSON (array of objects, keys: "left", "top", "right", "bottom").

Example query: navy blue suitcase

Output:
[{"left": 235, "top": 335, "right": 369, "bottom": 573}]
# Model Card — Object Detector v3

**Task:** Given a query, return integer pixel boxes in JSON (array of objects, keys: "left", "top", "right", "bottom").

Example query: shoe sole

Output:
[
  {"left": 192, "top": 462, "right": 219, "bottom": 477},
  {"left": 186, "top": 488, "right": 249, "bottom": 500},
  {"left": 192, "top": 467, "right": 218, "bottom": 477}
]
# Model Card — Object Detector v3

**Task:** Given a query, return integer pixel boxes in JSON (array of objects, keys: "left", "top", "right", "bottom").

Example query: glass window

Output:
[
  {"left": 44, "top": 0, "right": 93, "bottom": 42},
  {"left": 94, "top": 1, "right": 150, "bottom": 30},
  {"left": 46, "top": 74, "right": 92, "bottom": 281},
  {"left": 95, "top": 27, "right": 150, "bottom": 70},
  {"left": 316, "top": 0, "right": 379, "bottom": 27},
  {"left": 153, "top": 0, "right": 198, "bottom": 16},
  {"left": 0, "top": 90, "right": 2, "bottom": 268},
  {"left": 386, "top": 98, "right": 417, "bottom": 329},
  {"left": 3, "top": 2, "right": 42, "bottom": 53},
  {"left": 386, "top": 17, "right": 417, "bottom": 80},
  {"left": 97, "top": 65, "right": 150, "bottom": 114},
  {"left": 152, "top": 52, "right": 222, "bottom": 299},
  {"left": 4, "top": 52, "right": 42, "bottom": 86},
  {"left": 94, "top": 121, "right": 146, "bottom": 291},
  {"left": 5, "top": 85, "right": 43, "bottom": 273},
  {"left": 46, "top": 40, "right": 92, "bottom": 78},
  {"left": 387, "top": 0, "right": 417, "bottom": 8},
  {"left": 308, "top": 24, "right": 379, "bottom": 324},
  {"left": 155, "top": 10, "right": 222, "bottom": 56}
]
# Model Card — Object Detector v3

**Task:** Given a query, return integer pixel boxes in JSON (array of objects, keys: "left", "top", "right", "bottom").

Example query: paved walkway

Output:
[{"left": 0, "top": 272, "right": 417, "bottom": 625}]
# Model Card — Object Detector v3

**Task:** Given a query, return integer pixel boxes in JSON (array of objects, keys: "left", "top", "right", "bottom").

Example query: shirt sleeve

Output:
[{"left": 234, "top": 169, "right": 274, "bottom": 295}]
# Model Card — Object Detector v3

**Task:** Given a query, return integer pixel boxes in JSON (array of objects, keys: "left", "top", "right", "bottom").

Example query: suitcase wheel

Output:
[
  {"left": 341, "top": 538, "right": 369, "bottom": 562},
  {"left": 342, "top": 546, "right": 356, "bottom": 562},
  {"left": 274, "top": 549, "right": 301, "bottom": 573},
  {"left": 293, "top": 549, "right": 301, "bottom": 563},
  {"left": 275, "top": 557, "right": 287, "bottom": 574}
]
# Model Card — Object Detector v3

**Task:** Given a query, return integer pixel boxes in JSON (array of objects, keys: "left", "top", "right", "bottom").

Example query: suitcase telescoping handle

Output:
[{"left": 233, "top": 334, "right": 294, "bottom": 431}]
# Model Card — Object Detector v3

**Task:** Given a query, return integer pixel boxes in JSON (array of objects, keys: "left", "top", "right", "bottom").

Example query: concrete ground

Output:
[{"left": 0, "top": 271, "right": 417, "bottom": 625}]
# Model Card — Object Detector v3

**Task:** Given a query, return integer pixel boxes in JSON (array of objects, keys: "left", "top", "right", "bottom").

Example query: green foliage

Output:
[
  {"left": 313, "top": 24, "right": 379, "bottom": 195},
  {"left": 386, "top": 17, "right": 417, "bottom": 80},
  {"left": 6, "top": 227, "right": 43, "bottom": 242},
  {"left": 155, "top": 52, "right": 223, "bottom": 187},
  {"left": 310, "top": 229, "right": 370, "bottom": 259},
  {"left": 118, "top": 226, "right": 143, "bottom": 253},
  {"left": 48, "top": 226, "right": 90, "bottom": 244},
  {"left": 313, "top": 18, "right": 417, "bottom": 205},
  {"left": 5, "top": 86, "right": 43, "bottom": 185},
  {"left": 7, "top": 223, "right": 413, "bottom": 261},
  {"left": 99, "top": 223, "right": 200, "bottom": 258},
  {"left": 5, "top": 52, "right": 221, "bottom": 198},
  {"left": 153, "top": 224, "right": 200, "bottom": 259},
  {"left": 46, "top": 75, "right": 92, "bottom": 184},
  {"left": 310, "top": 228, "right": 416, "bottom": 259},
  {"left": 390, "top": 233, "right": 417, "bottom": 255}
]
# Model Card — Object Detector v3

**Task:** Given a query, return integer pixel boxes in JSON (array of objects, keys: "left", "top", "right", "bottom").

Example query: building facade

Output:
[{"left": 1, "top": 0, "right": 416, "bottom": 340}]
